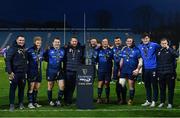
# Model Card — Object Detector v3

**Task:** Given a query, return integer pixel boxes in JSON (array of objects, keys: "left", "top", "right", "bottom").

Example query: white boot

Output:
[
  {"left": 141, "top": 100, "right": 151, "bottom": 106},
  {"left": 56, "top": 100, "right": 62, "bottom": 106},
  {"left": 28, "top": 103, "right": 35, "bottom": 109},
  {"left": 150, "top": 101, "right": 156, "bottom": 107},
  {"left": 158, "top": 103, "right": 164, "bottom": 108},
  {"left": 34, "top": 103, "right": 42, "bottom": 108},
  {"left": 49, "top": 101, "right": 55, "bottom": 106},
  {"left": 167, "top": 104, "right": 172, "bottom": 109}
]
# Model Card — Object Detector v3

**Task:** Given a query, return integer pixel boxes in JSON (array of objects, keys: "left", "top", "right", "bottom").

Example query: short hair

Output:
[
  {"left": 126, "top": 36, "right": 135, "bottom": 45},
  {"left": 126, "top": 36, "right": 134, "bottom": 40},
  {"left": 90, "top": 38, "right": 97, "bottom": 41},
  {"left": 90, "top": 38, "right": 98, "bottom": 43},
  {"left": 115, "top": 36, "right": 121, "bottom": 39},
  {"left": 71, "top": 37, "right": 78, "bottom": 41},
  {"left": 142, "top": 33, "right": 150, "bottom": 39},
  {"left": 160, "top": 37, "right": 170, "bottom": 45},
  {"left": 33, "top": 36, "right": 42, "bottom": 43},
  {"left": 71, "top": 36, "right": 77, "bottom": 39},
  {"left": 16, "top": 35, "right": 25, "bottom": 39},
  {"left": 53, "top": 37, "right": 60, "bottom": 42},
  {"left": 102, "top": 37, "right": 109, "bottom": 42}
]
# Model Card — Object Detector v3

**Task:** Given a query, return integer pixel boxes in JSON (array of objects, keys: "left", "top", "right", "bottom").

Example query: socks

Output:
[
  {"left": 58, "top": 89, "right": 64, "bottom": 101},
  {"left": 116, "top": 82, "right": 122, "bottom": 101},
  {"left": 33, "top": 90, "right": 38, "bottom": 103},
  {"left": 28, "top": 92, "right": 33, "bottom": 103},
  {"left": 98, "top": 88, "right": 103, "bottom": 98},
  {"left": 129, "top": 89, "right": 135, "bottom": 100},
  {"left": 105, "top": 87, "right": 110, "bottom": 99},
  {"left": 122, "top": 86, "right": 127, "bottom": 102},
  {"left": 47, "top": 90, "right": 52, "bottom": 103}
]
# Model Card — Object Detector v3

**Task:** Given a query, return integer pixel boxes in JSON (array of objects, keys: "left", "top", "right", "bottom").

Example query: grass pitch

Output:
[{"left": 0, "top": 57, "right": 180, "bottom": 117}]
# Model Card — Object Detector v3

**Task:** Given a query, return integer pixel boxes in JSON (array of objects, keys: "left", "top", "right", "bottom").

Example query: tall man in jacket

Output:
[
  {"left": 64, "top": 37, "right": 84, "bottom": 105},
  {"left": 157, "top": 38, "right": 179, "bottom": 109},
  {"left": 5, "top": 35, "right": 28, "bottom": 111}
]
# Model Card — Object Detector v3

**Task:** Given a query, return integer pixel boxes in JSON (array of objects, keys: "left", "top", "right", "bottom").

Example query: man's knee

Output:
[
  {"left": 119, "top": 78, "right": 126, "bottom": 87},
  {"left": 48, "top": 82, "right": 54, "bottom": 90}
]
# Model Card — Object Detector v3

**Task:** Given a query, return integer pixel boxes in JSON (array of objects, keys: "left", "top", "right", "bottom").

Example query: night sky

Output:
[{"left": 0, "top": 0, "right": 180, "bottom": 28}]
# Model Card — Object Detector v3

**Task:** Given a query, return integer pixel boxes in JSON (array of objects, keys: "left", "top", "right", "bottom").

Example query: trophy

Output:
[{"left": 85, "top": 39, "right": 93, "bottom": 65}]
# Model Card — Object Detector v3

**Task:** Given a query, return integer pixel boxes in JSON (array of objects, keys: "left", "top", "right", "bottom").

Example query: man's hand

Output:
[
  {"left": 9, "top": 72, "right": 15, "bottom": 80},
  {"left": 117, "top": 70, "right": 121, "bottom": 77},
  {"left": 166, "top": 45, "right": 169, "bottom": 49},
  {"left": 133, "top": 68, "right": 139, "bottom": 76},
  {"left": 57, "top": 71, "right": 60, "bottom": 76},
  {"left": 25, "top": 73, "right": 27, "bottom": 79}
]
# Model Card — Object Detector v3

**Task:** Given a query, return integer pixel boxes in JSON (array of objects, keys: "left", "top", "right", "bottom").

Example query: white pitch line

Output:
[{"left": 0, "top": 109, "right": 180, "bottom": 112}]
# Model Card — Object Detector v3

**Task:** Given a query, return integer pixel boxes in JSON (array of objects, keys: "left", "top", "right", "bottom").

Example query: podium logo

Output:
[
  {"left": 79, "top": 78, "right": 91, "bottom": 83},
  {"left": 82, "top": 69, "right": 87, "bottom": 75}
]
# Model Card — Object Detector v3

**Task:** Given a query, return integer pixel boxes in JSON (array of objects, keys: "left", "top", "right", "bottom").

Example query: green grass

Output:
[{"left": 0, "top": 57, "right": 180, "bottom": 117}]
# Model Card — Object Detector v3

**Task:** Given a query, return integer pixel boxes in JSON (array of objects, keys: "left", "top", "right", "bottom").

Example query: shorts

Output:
[
  {"left": 28, "top": 74, "right": 42, "bottom": 83},
  {"left": 98, "top": 71, "right": 111, "bottom": 82},
  {"left": 47, "top": 71, "right": 64, "bottom": 81},
  {"left": 120, "top": 73, "right": 136, "bottom": 80}
]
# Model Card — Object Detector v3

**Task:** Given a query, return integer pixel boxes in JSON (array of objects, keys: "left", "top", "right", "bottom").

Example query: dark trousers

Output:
[
  {"left": 92, "top": 65, "right": 96, "bottom": 82},
  {"left": 9, "top": 73, "right": 26, "bottom": 104},
  {"left": 159, "top": 73, "right": 175, "bottom": 104},
  {"left": 64, "top": 71, "right": 76, "bottom": 104},
  {"left": 113, "top": 62, "right": 119, "bottom": 80},
  {"left": 143, "top": 69, "right": 158, "bottom": 102}
]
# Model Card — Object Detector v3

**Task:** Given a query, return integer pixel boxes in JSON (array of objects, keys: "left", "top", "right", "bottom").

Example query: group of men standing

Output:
[
  {"left": 4, "top": 33, "right": 178, "bottom": 111},
  {"left": 5, "top": 35, "right": 84, "bottom": 111}
]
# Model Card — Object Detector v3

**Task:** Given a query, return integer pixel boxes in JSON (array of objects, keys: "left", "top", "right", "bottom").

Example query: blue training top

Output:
[
  {"left": 121, "top": 46, "right": 141, "bottom": 74},
  {"left": 27, "top": 46, "right": 44, "bottom": 76},
  {"left": 44, "top": 47, "right": 65, "bottom": 75},
  {"left": 96, "top": 47, "right": 113, "bottom": 73},
  {"left": 112, "top": 46, "right": 122, "bottom": 64},
  {"left": 138, "top": 42, "right": 160, "bottom": 69}
]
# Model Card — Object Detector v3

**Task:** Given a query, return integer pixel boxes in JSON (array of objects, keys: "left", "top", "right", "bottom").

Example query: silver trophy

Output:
[{"left": 85, "top": 39, "right": 93, "bottom": 65}]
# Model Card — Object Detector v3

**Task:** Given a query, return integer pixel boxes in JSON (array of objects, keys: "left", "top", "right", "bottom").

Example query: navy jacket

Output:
[
  {"left": 64, "top": 43, "right": 84, "bottom": 72},
  {"left": 157, "top": 47, "right": 179, "bottom": 75},
  {"left": 5, "top": 40, "right": 28, "bottom": 74}
]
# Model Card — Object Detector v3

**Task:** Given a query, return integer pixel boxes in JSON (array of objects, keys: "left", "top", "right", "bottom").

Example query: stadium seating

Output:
[{"left": 0, "top": 31, "right": 141, "bottom": 49}]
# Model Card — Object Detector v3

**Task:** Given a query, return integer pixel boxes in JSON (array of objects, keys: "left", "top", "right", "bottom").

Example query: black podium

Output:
[{"left": 76, "top": 65, "right": 94, "bottom": 109}]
